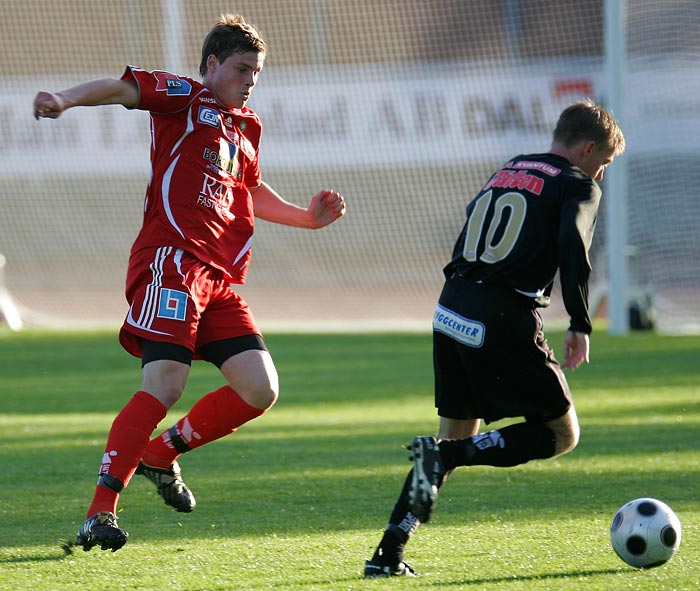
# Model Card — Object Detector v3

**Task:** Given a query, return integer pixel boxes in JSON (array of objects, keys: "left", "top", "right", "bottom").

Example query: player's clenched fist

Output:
[
  {"left": 310, "top": 190, "right": 347, "bottom": 228},
  {"left": 33, "top": 91, "right": 67, "bottom": 119}
]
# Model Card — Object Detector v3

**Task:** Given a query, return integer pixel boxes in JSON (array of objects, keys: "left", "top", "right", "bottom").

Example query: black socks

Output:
[
  {"left": 371, "top": 470, "right": 420, "bottom": 565},
  {"left": 439, "top": 422, "right": 557, "bottom": 469},
  {"left": 371, "top": 422, "right": 557, "bottom": 566}
]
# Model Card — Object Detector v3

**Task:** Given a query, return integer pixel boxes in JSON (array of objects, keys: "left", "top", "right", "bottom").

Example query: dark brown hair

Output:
[{"left": 199, "top": 14, "right": 266, "bottom": 77}]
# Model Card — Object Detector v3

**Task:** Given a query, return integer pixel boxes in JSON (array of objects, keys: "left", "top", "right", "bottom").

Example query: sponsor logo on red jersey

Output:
[
  {"left": 203, "top": 142, "right": 241, "bottom": 178},
  {"left": 198, "top": 105, "right": 220, "bottom": 128},
  {"left": 157, "top": 289, "right": 188, "bottom": 321},
  {"left": 153, "top": 71, "right": 193, "bottom": 96}
]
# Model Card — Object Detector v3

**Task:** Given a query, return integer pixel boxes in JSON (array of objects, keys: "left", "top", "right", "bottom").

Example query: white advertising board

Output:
[{"left": 2, "top": 61, "right": 698, "bottom": 177}]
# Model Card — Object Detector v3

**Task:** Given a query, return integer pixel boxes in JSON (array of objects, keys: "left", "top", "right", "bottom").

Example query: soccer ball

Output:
[{"left": 610, "top": 498, "right": 682, "bottom": 568}]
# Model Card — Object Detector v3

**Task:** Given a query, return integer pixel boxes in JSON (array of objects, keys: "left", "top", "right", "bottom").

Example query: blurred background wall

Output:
[{"left": 2, "top": 0, "right": 699, "bottom": 333}]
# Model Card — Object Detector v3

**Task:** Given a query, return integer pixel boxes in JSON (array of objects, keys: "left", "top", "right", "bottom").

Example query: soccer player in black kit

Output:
[{"left": 364, "top": 100, "right": 625, "bottom": 578}]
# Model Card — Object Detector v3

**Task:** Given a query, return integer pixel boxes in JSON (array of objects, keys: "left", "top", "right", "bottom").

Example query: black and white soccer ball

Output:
[{"left": 610, "top": 498, "right": 682, "bottom": 568}]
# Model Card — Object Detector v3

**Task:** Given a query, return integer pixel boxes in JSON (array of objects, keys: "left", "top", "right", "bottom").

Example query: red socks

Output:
[
  {"left": 86, "top": 391, "right": 167, "bottom": 518},
  {"left": 142, "top": 385, "right": 266, "bottom": 469},
  {"left": 86, "top": 386, "right": 264, "bottom": 518}
]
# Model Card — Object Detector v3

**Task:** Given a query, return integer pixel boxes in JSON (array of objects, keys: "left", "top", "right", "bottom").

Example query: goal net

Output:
[{"left": 2, "top": 0, "right": 699, "bottom": 333}]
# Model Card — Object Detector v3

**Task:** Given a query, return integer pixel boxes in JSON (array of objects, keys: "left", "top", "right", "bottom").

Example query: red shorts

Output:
[{"left": 119, "top": 246, "right": 260, "bottom": 359}]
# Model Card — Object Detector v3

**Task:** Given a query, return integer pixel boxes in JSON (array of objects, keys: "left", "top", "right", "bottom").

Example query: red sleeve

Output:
[{"left": 121, "top": 66, "right": 200, "bottom": 114}]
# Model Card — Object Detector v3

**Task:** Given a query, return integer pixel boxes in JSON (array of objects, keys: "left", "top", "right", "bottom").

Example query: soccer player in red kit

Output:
[{"left": 33, "top": 14, "right": 345, "bottom": 552}]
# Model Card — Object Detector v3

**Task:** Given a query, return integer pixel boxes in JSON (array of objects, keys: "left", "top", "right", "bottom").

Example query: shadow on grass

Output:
[
  {"left": 0, "top": 331, "right": 435, "bottom": 414},
  {"left": 1, "top": 431, "right": 696, "bottom": 549},
  {"left": 1, "top": 331, "right": 698, "bottom": 551},
  {"left": 0, "top": 548, "right": 71, "bottom": 565},
  {"left": 440, "top": 567, "right": 622, "bottom": 586},
  {"left": 3, "top": 331, "right": 700, "bottom": 415}
]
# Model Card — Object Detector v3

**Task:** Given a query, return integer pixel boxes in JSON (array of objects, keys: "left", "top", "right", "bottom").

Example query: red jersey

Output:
[{"left": 122, "top": 66, "right": 262, "bottom": 283}]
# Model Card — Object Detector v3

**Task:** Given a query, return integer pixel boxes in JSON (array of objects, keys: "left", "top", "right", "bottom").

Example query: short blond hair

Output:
[{"left": 553, "top": 100, "right": 625, "bottom": 155}]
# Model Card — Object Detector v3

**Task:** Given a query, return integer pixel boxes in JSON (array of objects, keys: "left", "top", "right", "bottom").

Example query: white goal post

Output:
[
  {"left": 604, "top": 0, "right": 630, "bottom": 335},
  {"left": 0, "top": 255, "right": 23, "bottom": 331}
]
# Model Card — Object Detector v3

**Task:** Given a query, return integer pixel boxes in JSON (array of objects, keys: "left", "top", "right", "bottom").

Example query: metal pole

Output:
[
  {"left": 605, "top": 0, "right": 629, "bottom": 334},
  {"left": 164, "top": 0, "right": 184, "bottom": 74},
  {"left": 311, "top": 0, "right": 328, "bottom": 65},
  {"left": 504, "top": 0, "right": 521, "bottom": 61},
  {"left": 0, "top": 254, "right": 23, "bottom": 331}
]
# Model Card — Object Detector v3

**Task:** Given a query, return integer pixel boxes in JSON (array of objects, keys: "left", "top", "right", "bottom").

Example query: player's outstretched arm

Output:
[
  {"left": 252, "top": 182, "right": 346, "bottom": 229},
  {"left": 560, "top": 330, "right": 590, "bottom": 370},
  {"left": 33, "top": 78, "right": 138, "bottom": 120}
]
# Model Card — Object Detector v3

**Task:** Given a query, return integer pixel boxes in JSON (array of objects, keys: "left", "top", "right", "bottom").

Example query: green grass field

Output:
[{"left": 0, "top": 329, "right": 698, "bottom": 590}]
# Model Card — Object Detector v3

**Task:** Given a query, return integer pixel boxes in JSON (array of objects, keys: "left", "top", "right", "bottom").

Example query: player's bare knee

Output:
[
  {"left": 552, "top": 423, "right": 580, "bottom": 457},
  {"left": 240, "top": 384, "right": 278, "bottom": 411},
  {"left": 259, "top": 386, "right": 278, "bottom": 410},
  {"left": 144, "top": 383, "right": 185, "bottom": 408},
  {"left": 546, "top": 407, "right": 580, "bottom": 457}
]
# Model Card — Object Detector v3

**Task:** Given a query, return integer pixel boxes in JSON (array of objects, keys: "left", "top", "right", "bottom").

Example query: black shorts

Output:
[
  {"left": 432, "top": 274, "right": 572, "bottom": 424},
  {"left": 140, "top": 334, "right": 267, "bottom": 368}
]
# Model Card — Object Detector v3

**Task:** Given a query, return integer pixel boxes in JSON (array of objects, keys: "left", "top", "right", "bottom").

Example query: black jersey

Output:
[{"left": 445, "top": 153, "right": 601, "bottom": 334}]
